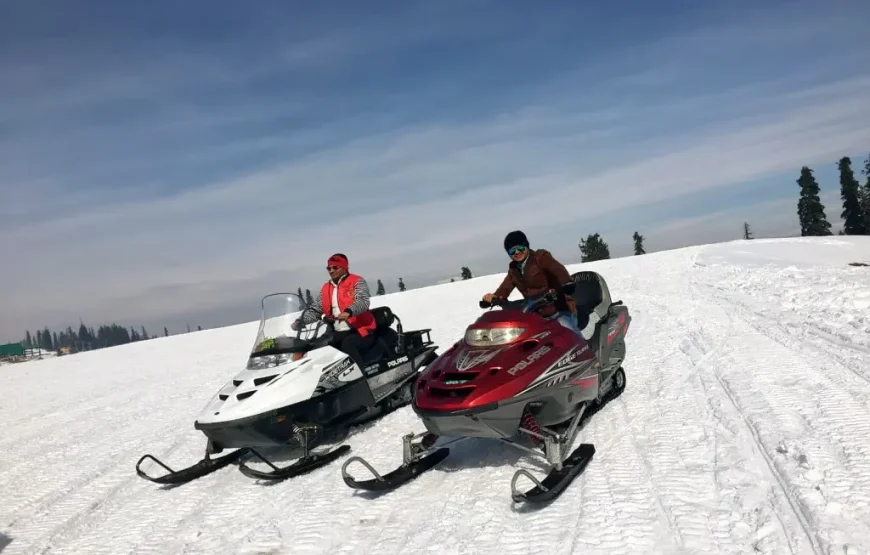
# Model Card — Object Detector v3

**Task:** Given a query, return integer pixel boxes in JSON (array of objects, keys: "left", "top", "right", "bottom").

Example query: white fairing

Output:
[
  {"left": 195, "top": 291, "right": 365, "bottom": 426},
  {"left": 196, "top": 344, "right": 361, "bottom": 426}
]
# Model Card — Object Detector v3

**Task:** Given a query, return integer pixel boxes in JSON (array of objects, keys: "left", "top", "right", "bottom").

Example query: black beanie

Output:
[{"left": 503, "top": 230, "right": 529, "bottom": 251}]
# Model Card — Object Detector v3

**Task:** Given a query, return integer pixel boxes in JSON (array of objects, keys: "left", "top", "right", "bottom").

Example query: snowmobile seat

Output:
[
  {"left": 569, "top": 271, "right": 613, "bottom": 331},
  {"left": 357, "top": 306, "right": 401, "bottom": 364}
]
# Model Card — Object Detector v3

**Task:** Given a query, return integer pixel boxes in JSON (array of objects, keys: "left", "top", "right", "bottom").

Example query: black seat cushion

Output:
[
  {"left": 571, "top": 273, "right": 603, "bottom": 329},
  {"left": 370, "top": 306, "right": 395, "bottom": 330},
  {"left": 357, "top": 307, "right": 399, "bottom": 364}
]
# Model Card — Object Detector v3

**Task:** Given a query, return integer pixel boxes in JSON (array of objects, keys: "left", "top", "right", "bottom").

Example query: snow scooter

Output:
[
  {"left": 135, "top": 292, "right": 439, "bottom": 485},
  {"left": 341, "top": 270, "right": 630, "bottom": 504}
]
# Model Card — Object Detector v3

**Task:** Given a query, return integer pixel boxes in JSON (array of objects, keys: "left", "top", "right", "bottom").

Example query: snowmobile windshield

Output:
[{"left": 249, "top": 293, "right": 330, "bottom": 358}]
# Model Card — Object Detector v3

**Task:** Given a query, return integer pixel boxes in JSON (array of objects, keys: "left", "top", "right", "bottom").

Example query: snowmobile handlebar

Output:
[{"left": 479, "top": 290, "right": 561, "bottom": 312}]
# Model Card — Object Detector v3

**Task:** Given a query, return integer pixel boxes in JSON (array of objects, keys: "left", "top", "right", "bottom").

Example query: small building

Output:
[{"left": 0, "top": 342, "right": 25, "bottom": 360}]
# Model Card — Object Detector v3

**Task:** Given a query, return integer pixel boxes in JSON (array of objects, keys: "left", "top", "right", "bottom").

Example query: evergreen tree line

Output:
[
  {"left": 577, "top": 153, "right": 870, "bottom": 261},
  {"left": 21, "top": 321, "right": 202, "bottom": 353},
  {"left": 794, "top": 154, "right": 870, "bottom": 236}
]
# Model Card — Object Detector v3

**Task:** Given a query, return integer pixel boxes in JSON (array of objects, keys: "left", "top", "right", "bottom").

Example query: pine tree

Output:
[
  {"left": 450, "top": 278, "right": 455, "bottom": 283},
  {"left": 52, "top": 332, "right": 59, "bottom": 349},
  {"left": 838, "top": 156, "right": 866, "bottom": 235},
  {"left": 141, "top": 326, "right": 149, "bottom": 340},
  {"left": 461, "top": 267, "right": 473, "bottom": 280},
  {"left": 796, "top": 166, "right": 833, "bottom": 236},
  {"left": 632, "top": 231, "right": 645, "bottom": 255},
  {"left": 164, "top": 326, "right": 169, "bottom": 337},
  {"left": 42, "top": 326, "right": 53, "bottom": 350},
  {"left": 186, "top": 322, "right": 191, "bottom": 333},
  {"left": 197, "top": 325, "right": 202, "bottom": 331},
  {"left": 579, "top": 233, "right": 611, "bottom": 262},
  {"left": 376, "top": 279, "right": 386, "bottom": 295},
  {"left": 743, "top": 222, "right": 753, "bottom": 239},
  {"left": 861, "top": 153, "right": 870, "bottom": 234},
  {"left": 25, "top": 330, "right": 32, "bottom": 347},
  {"left": 398, "top": 277, "right": 406, "bottom": 291}
]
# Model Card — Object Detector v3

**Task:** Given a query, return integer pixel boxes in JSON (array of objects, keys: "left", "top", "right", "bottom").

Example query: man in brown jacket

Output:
[{"left": 481, "top": 230, "right": 583, "bottom": 337}]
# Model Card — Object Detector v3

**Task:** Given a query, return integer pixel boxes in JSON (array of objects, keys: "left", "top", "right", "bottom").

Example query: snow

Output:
[{"left": 3, "top": 236, "right": 870, "bottom": 555}]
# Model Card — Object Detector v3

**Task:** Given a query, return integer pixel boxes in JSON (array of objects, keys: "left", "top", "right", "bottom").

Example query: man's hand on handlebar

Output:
[{"left": 479, "top": 293, "right": 502, "bottom": 309}]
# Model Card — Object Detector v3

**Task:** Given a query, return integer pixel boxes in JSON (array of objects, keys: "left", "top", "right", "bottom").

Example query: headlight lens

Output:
[
  {"left": 247, "top": 352, "right": 303, "bottom": 370},
  {"left": 464, "top": 327, "right": 525, "bottom": 346}
]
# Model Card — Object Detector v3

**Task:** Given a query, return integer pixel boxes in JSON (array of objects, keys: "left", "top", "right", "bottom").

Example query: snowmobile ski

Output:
[
  {"left": 239, "top": 444, "right": 351, "bottom": 480},
  {"left": 342, "top": 445, "right": 451, "bottom": 492},
  {"left": 135, "top": 447, "right": 249, "bottom": 485},
  {"left": 510, "top": 443, "right": 595, "bottom": 503}
]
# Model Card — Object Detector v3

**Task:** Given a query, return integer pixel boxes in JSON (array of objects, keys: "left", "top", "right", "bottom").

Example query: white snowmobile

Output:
[{"left": 136, "top": 292, "right": 439, "bottom": 484}]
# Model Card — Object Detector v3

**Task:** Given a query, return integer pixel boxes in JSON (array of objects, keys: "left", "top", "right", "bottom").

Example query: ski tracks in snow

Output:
[
  {"left": 3, "top": 241, "right": 870, "bottom": 555},
  {"left": 684, "top": 255, "right": 870, "bottom": 555}
]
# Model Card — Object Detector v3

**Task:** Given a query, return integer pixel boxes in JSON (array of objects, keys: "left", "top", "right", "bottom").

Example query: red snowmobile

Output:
[{"left": 341, "top": 270, "right": 631, "bottom": 505}]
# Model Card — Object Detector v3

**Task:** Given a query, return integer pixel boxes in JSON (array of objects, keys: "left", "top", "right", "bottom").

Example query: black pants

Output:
[{"left": 330, "top": 328, "right": 376, "bottom": 370}]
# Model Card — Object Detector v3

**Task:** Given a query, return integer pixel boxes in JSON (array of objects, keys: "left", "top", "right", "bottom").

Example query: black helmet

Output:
[{"left": 503, "top": 230, "right": 529, "bottom": 251}]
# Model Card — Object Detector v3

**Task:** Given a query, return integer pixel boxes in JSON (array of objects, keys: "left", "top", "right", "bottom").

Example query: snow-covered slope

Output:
[{"left": 2, "top": 237, "right": 869, "bottom": 555}]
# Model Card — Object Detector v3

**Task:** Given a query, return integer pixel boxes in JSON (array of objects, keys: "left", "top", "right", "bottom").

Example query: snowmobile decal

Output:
[
  {"left": 507, "top": 345, "right": 553, "bottom": 375},
  {"left": 387, "top": 355, "right": 410, "bottom": 368},
  {"left": 552, "top": 344, "right": 590, "bottom": 370},
  {"left": 455, "top": 347, "right": 503, "bottom": 371},
  {"left": 607, "top": 312, "right": 628, "bottom": 345}
]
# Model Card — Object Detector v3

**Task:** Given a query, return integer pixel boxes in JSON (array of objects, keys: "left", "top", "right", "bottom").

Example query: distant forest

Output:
[{"left": 20, "top": 322, "right": 201, "bottom": 354}]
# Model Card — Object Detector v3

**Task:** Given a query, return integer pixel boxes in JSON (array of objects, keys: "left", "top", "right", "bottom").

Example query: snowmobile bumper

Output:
[{"left": 412, "top": 399, "right": 528, "bottom": 439}]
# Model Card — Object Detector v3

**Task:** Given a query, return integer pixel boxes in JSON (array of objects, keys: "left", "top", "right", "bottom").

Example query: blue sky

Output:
[{"left": 2, "top": 0, "right": 870, "bottom": 340}]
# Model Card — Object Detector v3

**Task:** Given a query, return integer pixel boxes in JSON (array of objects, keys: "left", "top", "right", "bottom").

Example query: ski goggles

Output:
[{"left": 506, "top": 245, "right": 527, "bottom": 256}]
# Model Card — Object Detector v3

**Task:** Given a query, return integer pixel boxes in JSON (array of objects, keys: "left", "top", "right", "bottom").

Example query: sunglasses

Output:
[
  {"left": 326, "top": 265, "right": 343, "bottom": 271},
  {"left": 507, "top": 245, "right": 527, "bottom": 256}
]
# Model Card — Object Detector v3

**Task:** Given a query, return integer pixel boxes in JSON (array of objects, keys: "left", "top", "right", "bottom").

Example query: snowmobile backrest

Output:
[
  {"left": 371, "top": 306, "right": 396, "bottom": 330},
  {"left": 570, "top": 271, "right": 612, "bottom": 322}
]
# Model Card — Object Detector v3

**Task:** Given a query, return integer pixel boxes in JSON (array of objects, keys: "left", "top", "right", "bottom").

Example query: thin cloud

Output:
[{"left": 2, "top": 0, "right": 869, "bottom": 339}]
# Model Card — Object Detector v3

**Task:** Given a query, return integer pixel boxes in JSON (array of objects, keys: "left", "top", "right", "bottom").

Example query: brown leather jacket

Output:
[{"left": 492, "top": 248, "right": 576, "bottom": 317}]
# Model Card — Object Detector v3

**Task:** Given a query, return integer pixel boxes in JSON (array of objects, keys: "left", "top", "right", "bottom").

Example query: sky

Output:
[{"left": 2, "top": 0, "right": 870, "bottom": 341}]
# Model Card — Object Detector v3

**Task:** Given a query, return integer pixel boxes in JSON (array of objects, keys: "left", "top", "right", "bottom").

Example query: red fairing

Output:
[{"left": 414, "top": 310, "right": 596, "bottom": 412}]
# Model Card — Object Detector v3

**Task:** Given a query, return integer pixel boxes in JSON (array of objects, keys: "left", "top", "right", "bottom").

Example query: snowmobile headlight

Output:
[
  {"left": 464, "top": 326, "right": 525, "bottom": 346},
  {"left": 276, "top": 352, "right": 304, "bottom": 365},
  {"left": 247, "top": 352, "right": 303, "bottom": 370}
]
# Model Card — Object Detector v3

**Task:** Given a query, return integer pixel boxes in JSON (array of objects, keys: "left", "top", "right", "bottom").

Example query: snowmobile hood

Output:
[
  {"left": 195, "top": 346, "right": 350, "bottom": 426},
  {"left": 413, "top": 319, "right": 596, "bottom": 414}
]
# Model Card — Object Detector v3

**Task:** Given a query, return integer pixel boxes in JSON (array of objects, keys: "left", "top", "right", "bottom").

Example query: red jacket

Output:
[{"left": 320, "top": 273, "right": 377, "bottom": 337}]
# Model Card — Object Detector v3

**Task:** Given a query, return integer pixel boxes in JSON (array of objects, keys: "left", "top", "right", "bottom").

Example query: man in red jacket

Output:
[{"left": 296, "top": 253, "right": 378, "bottom": 370}]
